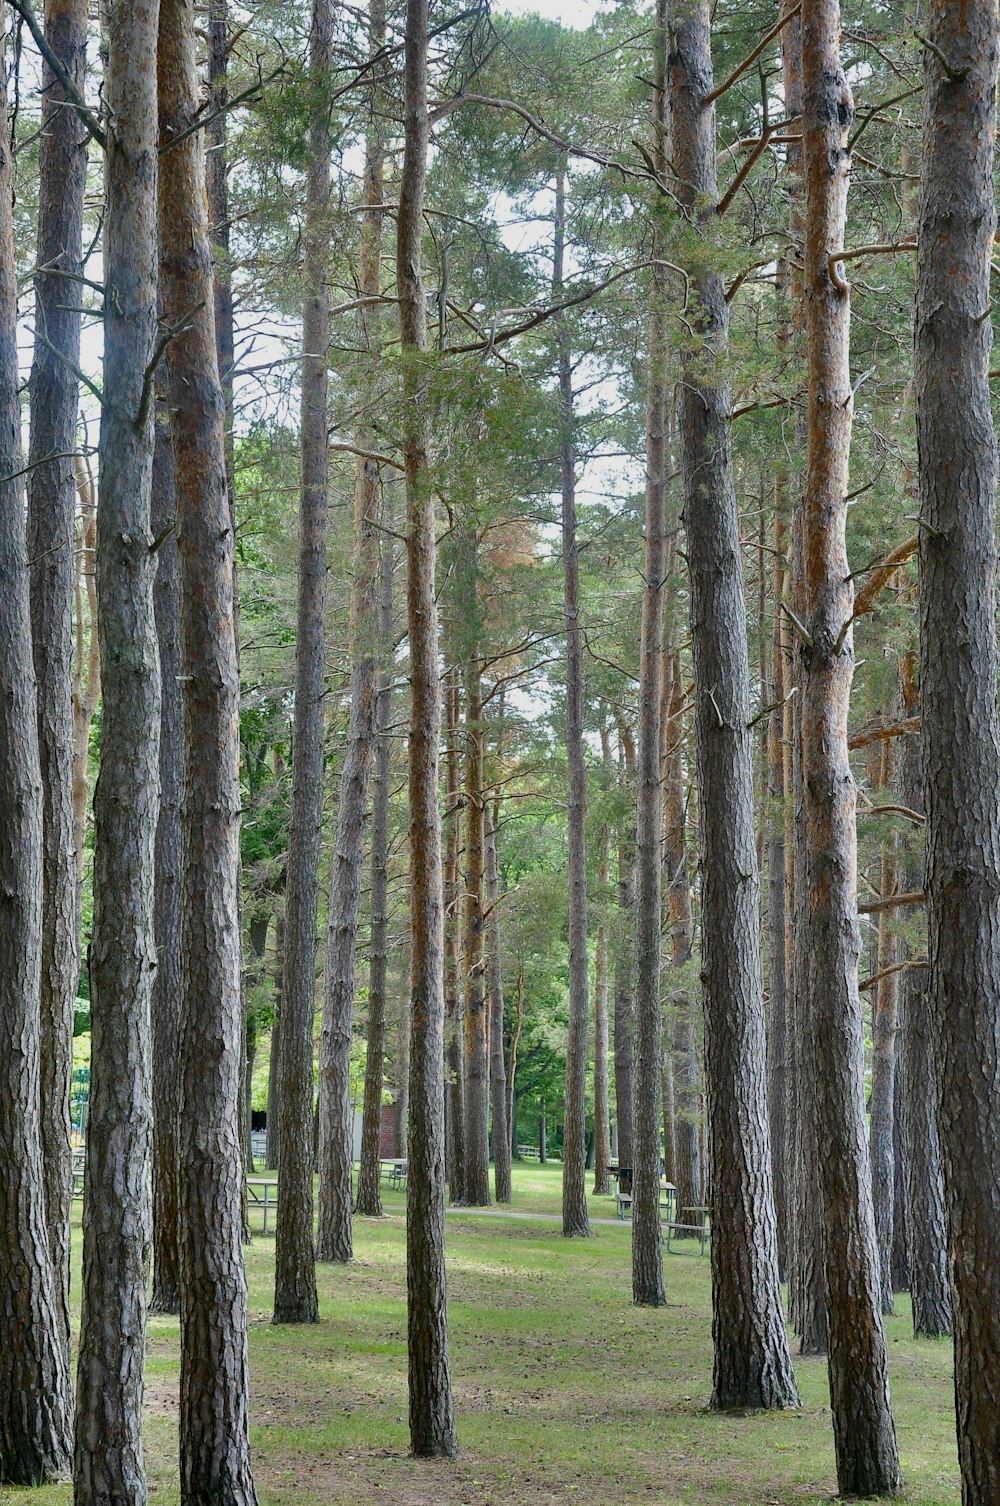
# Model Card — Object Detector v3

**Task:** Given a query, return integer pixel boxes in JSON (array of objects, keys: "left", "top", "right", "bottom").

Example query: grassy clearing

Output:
[{"left": 4, "top": 1164, "right": 958, "bottom": 1506}]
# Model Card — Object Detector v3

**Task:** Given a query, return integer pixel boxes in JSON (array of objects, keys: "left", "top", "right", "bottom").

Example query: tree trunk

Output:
[
  {"left": 613, "top": 723, "right": 636, "bottom": 1171},
  {"left": 591, "top": 744, "right": 612, "bottom": 1198},
  {"left": 399, "top": 0, "right": 456, "bottom": 1456},
  {"left": 765, "top": 518, "right": 788, "bottom": 1276},
  {"left": 799, "top": 0, "right": 901, "bottom": 1489},
  {"left": 265, "top": 913, "right": 285, "bottom": 1172},
  {"left": 669, "top": 0, "right": 797, "bottom": 1412},
  {"left": 461, "top": 633, "right": 490, "bottom": 1206},
  {"left": 158, "top": 1, "right": 258, "bottom": 1497},
  {"left": 71, "top": 454, "right": 100, "bottom": 898},
  {"left": 507, "top": 962, "right": 524, "bottom": 1155},
  {"left": 916, "top": 2, "right": 1000, "bottom": 1497},
  {"left": 150, "top": 399, "right": 181, "bottom": 1317},
  {"left": 395, "top": 980, "right": 410, "bottom": 1160},
  {"left": 356, "top": 509, "right": 395, "bottom": 1219},
  {"left": 870, "top": 734, "right": 899, "bottom": 1316},
  {"left": 27, "top": 0, "right": 88, "bottom": 1365},
  {"left": 443, "top": 664, "right": 466, "bottom": 1202},
  {"left": 273, "top": 0, "right": 333, "bottom": 1319},
  {"left": 0, "top": 10, "right": 73, "bottom": 1471},
  {"left": 316, "top": 0, "right": 386, "bottom": 1267},
  {"left": 74, "top": 0, "right": 161, "bottom": 1496},
  {"left": 554, "top": 165, "right": 590, "bottom": 1241},
  {"left": 896, "top": 655, "right": 950, "bottom": 1339},
  {"left": 485, "top": 803, "right": 511, "bottom": 1203},
  {"left": 632, "top": 20, "right": 668, "bottom": 1298}
]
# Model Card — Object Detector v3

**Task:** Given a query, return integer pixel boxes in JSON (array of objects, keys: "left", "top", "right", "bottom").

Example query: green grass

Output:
[{"left": 2, "top": 1164, "right": 959, "bottom": 1506}]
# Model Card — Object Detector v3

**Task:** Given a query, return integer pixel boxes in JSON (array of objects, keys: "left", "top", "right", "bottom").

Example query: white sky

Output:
[{"left": 495, "top": 0, "right": 603, "bottom": 26}]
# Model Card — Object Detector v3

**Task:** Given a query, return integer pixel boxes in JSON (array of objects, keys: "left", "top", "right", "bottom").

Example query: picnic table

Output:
[
  {"left": 666, "top": 1203, "right": 710, "bottom": 1255},
  {"left": 380, "top": 1158, "right": 407, "bottom": 1190},
  {"left": 247, "top": 1177, "right": 279, "bottom": 1234},
  {"left": 615, "top": 1173, "right": 677, "bottom": 1222}
]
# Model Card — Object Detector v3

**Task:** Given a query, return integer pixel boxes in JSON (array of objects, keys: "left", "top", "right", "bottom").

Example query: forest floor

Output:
[{"left": 6, "top": 1164, "right": 958, "bottom": 1506}]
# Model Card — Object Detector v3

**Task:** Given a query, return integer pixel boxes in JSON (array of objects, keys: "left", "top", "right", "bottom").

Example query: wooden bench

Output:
[{"left": 380, "top": 1158, "right": 407, "bottom": 1190}]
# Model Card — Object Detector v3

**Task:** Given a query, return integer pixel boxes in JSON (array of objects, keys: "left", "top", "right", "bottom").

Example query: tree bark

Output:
[
  {"left": 870, "top": 733, "right": 899, "bottom": 1316},
  {"left": 613, "top": 723, "right": 636, "bottom": 1171},
  {"left": 632, "top": 16, "right": 668, "bottom": 1298},
  {"left": 71, "top": 454, "right": 100, "bottom": 899},
  {"left": 916, "top": 1, "right": 1000, "bottom": 1497},
  {"left": 896, "top": 652, "right": 950, "bottom": 1339},
  {"left": 443, "top": 664, "right": 466, "bottom": 1202},
  {"left": 273, "top": 0, "right": 332, "bottom": 1319},
  {"left": 554, "top": 164, "right": 590, "bottom": 1241},
  {"left": 399, "top": 0, "right": 457, "bottom": 1456},
  {"left": 150, "top": 398, "right": 181, "bottom": 1317},
  {"left": 74, "top": 1, "right": 162, "bottom": 1498},
  {"left": 316, "top": 0, "right": 387, "bottom": 1266},
  {"left": 0, "top": 8, "right": 73, "bottom": 1472},
  {"left": 669, "top": 0, "right": 797, "bottom": 1412},
  {"left": 265, "top": 911, "right": 284, "bottom": 1172},
  {"left": 591, "top": 740, "right": 612, "bottom": 1199},
  {"left": 461, "top": 623, "right": 490, "bottom": 1206},
  {"left": 27, "top": 0, "right": 88, "bottom": 1365},
  {"left": 158, "top": 0, "right": 258, "bottom": 1497},
  {"left": 765, "top": 518, "right": 787, "bottom": 1275},
  {"left": 799, "top": 0, "right": 901, "bottom": 1489},
  {"left": 356, "top": 507, "right": 396, "bottom": 1219},
  {"left": 485, "top": 803, "right": 511, "bottom": 1203}
]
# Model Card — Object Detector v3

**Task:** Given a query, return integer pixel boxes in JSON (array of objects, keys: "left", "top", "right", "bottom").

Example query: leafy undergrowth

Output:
[{"left": 5, "top": 1164, "right": 958, "bottom": 1506}]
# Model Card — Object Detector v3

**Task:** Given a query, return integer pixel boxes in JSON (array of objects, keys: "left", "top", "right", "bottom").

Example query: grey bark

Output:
[
  {"left": 485, "top": 804, "right": 511, "bottom": 1203},
  {"left": 74, "top": 1, "right": 162, "bottom": 1498},
  {"left": 613, "top": 724, "right": 636, "bottom": 1171},
  {"left": 915, "top": 2, "right": 1000, "bottom": 1498},
  {"left": 669, "top": 0, "right": 797, "bottom": 1412}
]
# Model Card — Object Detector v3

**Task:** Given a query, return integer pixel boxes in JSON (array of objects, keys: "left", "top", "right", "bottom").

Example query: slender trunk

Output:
[
  {"left": 461, "top": 633, "right": 490, "bottom": 1206},
  {"left": 765, "top": 518, "right": 787, "bottom": 1275},
  {"left": 316, "top": 0, "right": 386, "bottom": 1267},
  {"left": 265, "top": 913, "right": 285, "bottom": 1172},
  {"left": 554, "top": 165, "right": 590, "bottom": 1240},
  {"left": 357, "top": 508, "right": 396, "bottom": 1219},
  {"left": 897, "top": 654, "right": 950, "bottom": 1338},
  {"left": 485, "top": 804, "right": 511, "bottom": 1203},
  {"left": 592, "top": 741, "right": 612, "bottom": 1198},
  {"left": 0, "top": 10, "right": 73, "bottom": 1473},
  {"left": 273, "top": 0, "right": 332, "bottom": 1318},
  {"left": 799, "top": 0, "right": 901, "bottom": 1488},
  {"left": 660, "top": 1021, "right": 676, "bottom": 1187},
  {"left": 665, "top": 656, "right": 701, "bottom": 1220},
  {"left": 150, "top": 399, "right": 181, "bottom": 1316},
  {"left": 71, "top": 454, "right": 100, "bottom": 893},
  {"left": 74, "top": 0, "right": 162, "bottom": 1496},
  {"left": 870, "top": 734, "right": 899, "bottom": 1316},
  {"left": 158, "top": 1, "right": 257, "bottom": 1496},
  {"left": 916, "top": 3, "right": 1000, "bottom": 1497},
  {"left": 399, "top": 0, "right": 456, "bottom": 1455},
  {"left": 507, "top": 962, "right": 524, "bottom": 1154},
  {"left": 395, "top": 980, "right": 410, "bottom": 1159},
  {"left": 613, "top": 724, "right": 636, "bottom": 1170},
  {"left": 27, "top": 0, "right": 88, "bottom": 1364},
  {"left": 632, "top": 20, "right": 668, "bottom": 1297},
  {"left": 443, "top": 664, "right": 465, "bottom": 1202},
  {"left": 670, "top": 0, "right": 797, "bottom": 1411}
]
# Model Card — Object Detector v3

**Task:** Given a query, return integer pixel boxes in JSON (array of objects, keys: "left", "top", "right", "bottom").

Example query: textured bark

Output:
[
  {"left": 399, "top": 0, "right": 456, "bottom": 1456},
  {"left": 799, "top": 0, "right": 901, "bottom": 1489},
  {"left": 395, "top": 983, "right": 410, "bottom": 1160},
  {"left": 273, "top": 0, "right": 332, "bottom": 1318},
  {"left": 443, "top": 665, "right": 465, "bottom": 1202},
  {"left": 150, "top": 402, "right": 181, "bottom": 1317},
  {"left": 664, "top": 653, "right": 701, "bottom": 1221},
  {"left": 670, "top": 0, "right": 797, "bottom": 1412},
  {"left": 591, "top": 747, "right": 612, "bottom": 1199},
  {"left": 316, "top": 0, "right": 386, "bottom": 1265},
  {"left": 870, "top": 734, "right": 899, "bottom": 1316},
  {"left": 71, "top": 455, "right": 100, "bottom": 894},
  {"left": 27, "top": 0, "right": 88, "bottom": 1364},
  {"left": 265, "top": 913, "right": 284, "bottom": 1173},
  {"left": 461, "top": 636, "right": 490, "bottom": 1207},
  {"left": 897, "top": 653, "right": 950, "bottom": 1339},
  {"left": 357, "top": 515, "right": 395, "bottom": 1219},
  {"left": 915, "top": 2, "right": 1000, "bottom": 1497},
  {"left": 613, "top": 724, "right": 636, "bottom": 1171},
  {"left": 74, "top": 3, "right": 162, "bottom": 1498},
  {"left": 158, "top": 1, "right": 257, "bottom": 1497},
  {"left": 632, "top": 25, "right": 668, "bottom": 1297},
  {"left": 485, "top": 804, "right": 511, "bottom": 1203},
  {"left": 507, "top": 962, "right": 524, "bottom": 1157},
  {"left": 0, "top": 11, "right": 73, "bottom": 1471},
  {"left": 765, "top": 520, "right": 787, "bottom": 1274},
  {"left": 554, "top": 165, "right": 590, "bottom": 1241}
]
